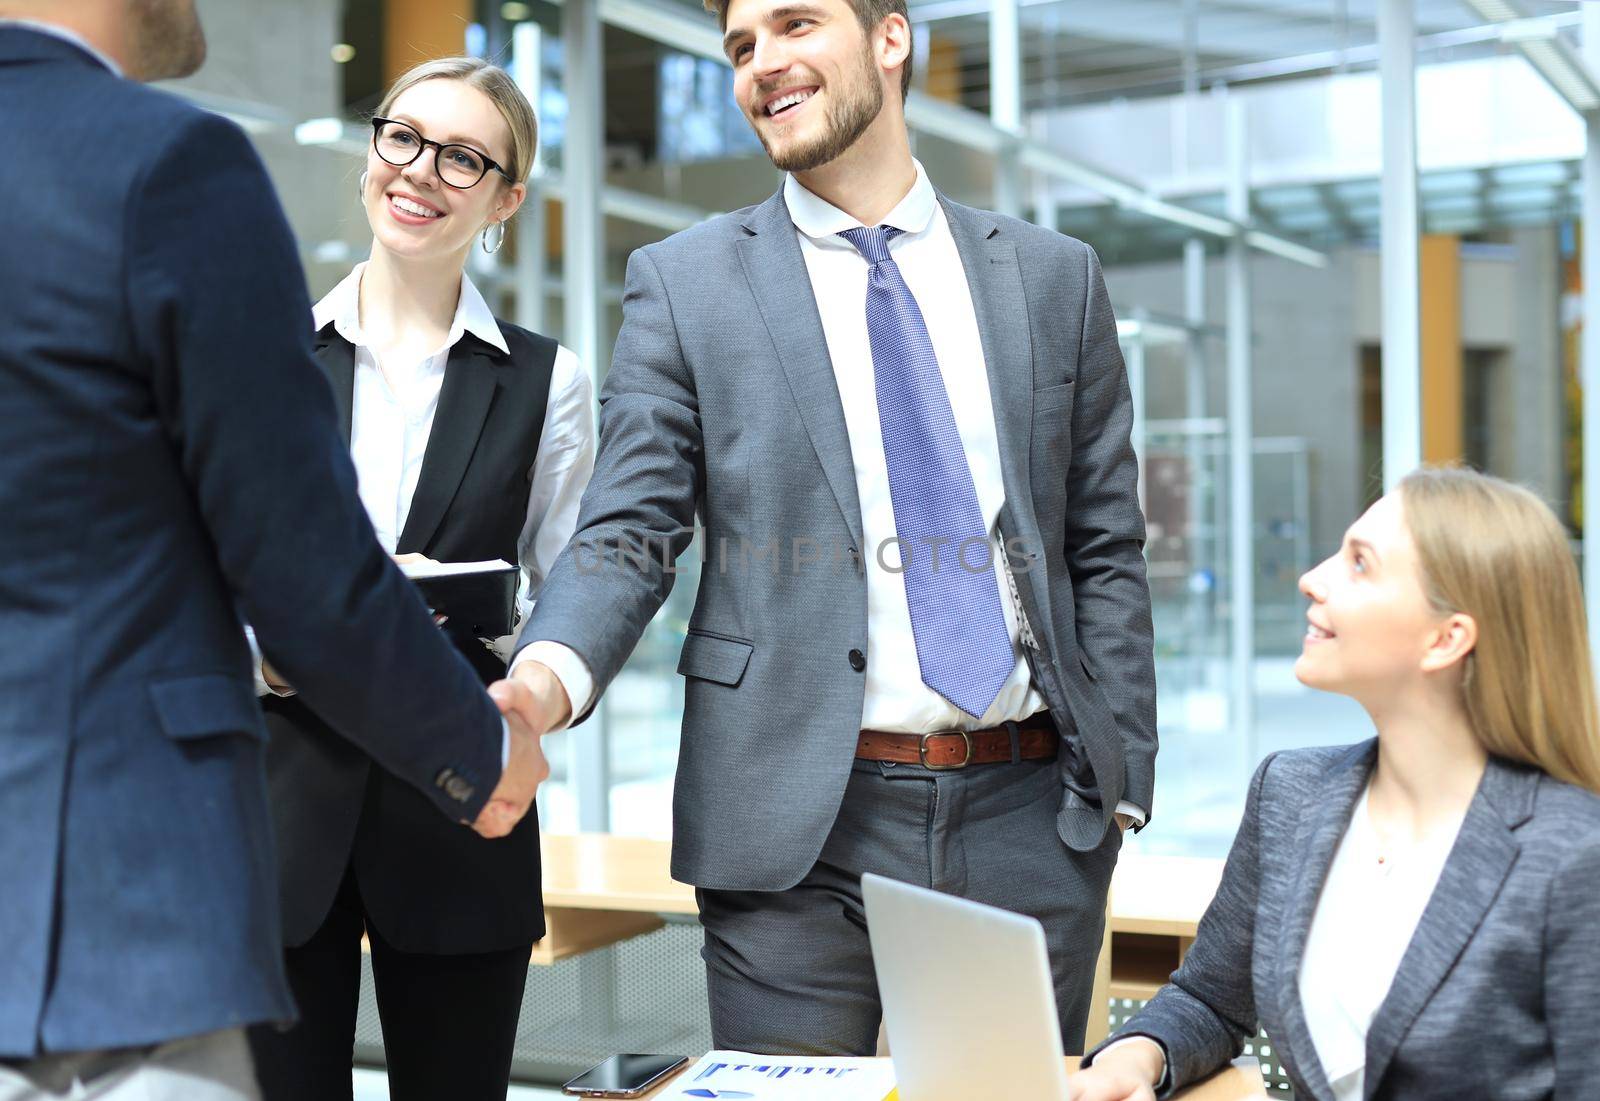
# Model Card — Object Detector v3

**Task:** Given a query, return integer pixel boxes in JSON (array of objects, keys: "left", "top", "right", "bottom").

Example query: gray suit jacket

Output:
[
  {"left": 1087, "top": 742, "right": 1600, "bottom": 1099},
  {"left": 517, "top": 185, "right": 1156, "bottom": 891}
]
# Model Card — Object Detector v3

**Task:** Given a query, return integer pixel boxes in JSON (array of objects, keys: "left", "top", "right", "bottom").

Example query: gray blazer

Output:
[
  {"left": 517, "top": 186, "right": 1156, "bottom": 891},
  {"left": 1087, "top": 742, "right": 1600, "bottom": 1099}
]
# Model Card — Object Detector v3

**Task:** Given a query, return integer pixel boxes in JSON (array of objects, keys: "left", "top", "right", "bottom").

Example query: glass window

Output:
[{"left": 658, "top": 54, "right": 761, "bottom": 163}]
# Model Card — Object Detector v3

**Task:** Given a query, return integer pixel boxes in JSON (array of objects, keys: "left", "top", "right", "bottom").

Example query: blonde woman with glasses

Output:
[
  {"left": 246, "top": 58, "right": 593, "bottom": 1101},
  {"left": 1074, "top": 467, "right": 1600, "bottom": 1101}
]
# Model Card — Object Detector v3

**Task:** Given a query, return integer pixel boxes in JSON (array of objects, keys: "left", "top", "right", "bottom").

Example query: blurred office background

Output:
[{"left": 167, "top": 0, "right": 1600, "bottom": 1088}]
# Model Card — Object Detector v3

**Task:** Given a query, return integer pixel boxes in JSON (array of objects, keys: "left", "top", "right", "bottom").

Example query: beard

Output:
[
  {"left": 127, "top": 0, "right": 206, "bottom": 80},
  {"left": 754, "top": 45, "right": 884, "bottom": 173}
]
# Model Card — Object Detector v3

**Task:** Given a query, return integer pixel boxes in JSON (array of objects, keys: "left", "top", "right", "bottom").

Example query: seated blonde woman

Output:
[{"left": 1073, "top": 467, "right": 1600, "bottom": 1101}]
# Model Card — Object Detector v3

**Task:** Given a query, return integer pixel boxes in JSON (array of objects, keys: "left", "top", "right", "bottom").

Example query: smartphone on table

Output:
[{"left": 562, "top": 1054, "right": 690, "bottom": 1097}]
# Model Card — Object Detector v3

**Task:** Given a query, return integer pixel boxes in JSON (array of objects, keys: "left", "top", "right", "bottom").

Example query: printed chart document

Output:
[{"left": 656, "top": 1052, "right": 896, "bottom": 1100}]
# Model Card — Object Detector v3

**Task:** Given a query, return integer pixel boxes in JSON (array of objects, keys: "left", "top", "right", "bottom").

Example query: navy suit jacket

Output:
[{"left": 0, "top": 27, "right": 504, "bottom": 1057}]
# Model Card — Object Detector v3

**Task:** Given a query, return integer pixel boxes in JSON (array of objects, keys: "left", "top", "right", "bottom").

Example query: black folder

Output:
[{"left": 402, "top": 560, "right": 518, "bottom": 639}]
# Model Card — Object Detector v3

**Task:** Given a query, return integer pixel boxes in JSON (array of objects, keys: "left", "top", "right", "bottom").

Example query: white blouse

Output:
[
  {"left": 316, "top": 263, "right": 593, "bottom": 624},
  {"left": 250, "top": 263, "right": 595, "bottom": 695},
  {"left": 1298, "top": 784, "right": 1464, "bottom": 1100}
]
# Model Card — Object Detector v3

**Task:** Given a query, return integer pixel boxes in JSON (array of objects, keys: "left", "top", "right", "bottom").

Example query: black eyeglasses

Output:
[{"left": 370, "top": 117, "right": 514, "bottom": 190}]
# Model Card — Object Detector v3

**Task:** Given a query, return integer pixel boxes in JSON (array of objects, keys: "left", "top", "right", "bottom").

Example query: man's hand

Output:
[
  {"left": 469, "top": 664, "right": 573, "bottom": 836},
  {"left": 472, "top": 681, "right": 554, "bottom": 839},
  {"left": 1069, "top": 1039, "right": 1165, "bottom": 1101},
  {"left": 1115, "top": 811, "right": 1136, "bottom": 834},
  {"left": 503, "top": 660, "right": 574, "bottom": 734}
]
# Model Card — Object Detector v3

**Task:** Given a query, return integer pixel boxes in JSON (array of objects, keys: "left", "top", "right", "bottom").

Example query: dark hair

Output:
[{"left": 705, "top": 0, "right": 913, "bottom": 99}]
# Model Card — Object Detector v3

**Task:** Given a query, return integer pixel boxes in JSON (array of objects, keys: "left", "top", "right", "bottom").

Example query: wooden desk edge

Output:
[
  {"left": 539, "top": 836, "right": 1224, "bottom": 934},
  {"left": 541, "top": 891, "right": 696, "bottom": 914},
  {"left": 539, "top": 899, "right": 1208, "bottom": 935}
]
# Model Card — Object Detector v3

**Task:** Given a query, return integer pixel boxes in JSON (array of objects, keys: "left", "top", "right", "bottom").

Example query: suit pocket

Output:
[
  {"left": 1078, "top": 651, "right": 1098, "bottom": 683},
  {"left": 1034, "top": 380, "right": 1076, "bottom": 407},
  {"left": 677, "top": 631, "right": 754, "bottom": 687},
  {"left": 149, "top": 673, "right": 266, "bottom": 741}
]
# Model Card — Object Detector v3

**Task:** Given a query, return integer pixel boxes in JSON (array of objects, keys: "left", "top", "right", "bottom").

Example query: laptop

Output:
[{"left": 862, "top": 873, "right": 1072, "bottom": 1101}]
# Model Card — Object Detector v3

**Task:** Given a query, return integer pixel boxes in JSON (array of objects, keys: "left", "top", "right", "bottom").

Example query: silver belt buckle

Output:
[{"left": 919, "top": 730, "right": 973, "bottom": 771}]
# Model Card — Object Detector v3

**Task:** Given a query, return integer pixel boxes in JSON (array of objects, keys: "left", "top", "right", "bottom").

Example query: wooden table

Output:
[
  {"left": 1105, "top": 854, "right": 1223, "bottom": 1001},
  {"left": 536, "top": 835, "right": 1224, "bottom": 1003},
  {"left": 531, "top": 834, "right": 685, "bottom": 963},
  {"left": 634, "top": 1056, "right": 1267, "bottom": 1099}
]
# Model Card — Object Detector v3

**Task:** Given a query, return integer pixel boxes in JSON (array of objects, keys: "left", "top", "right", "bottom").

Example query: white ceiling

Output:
[{"left": 898, "top": 0, "right": 1584, "bottom": 108}]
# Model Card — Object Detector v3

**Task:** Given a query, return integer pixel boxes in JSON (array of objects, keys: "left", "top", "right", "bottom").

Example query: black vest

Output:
[{"left": 262, "top": 319, "right": 558, "bottom": 953}]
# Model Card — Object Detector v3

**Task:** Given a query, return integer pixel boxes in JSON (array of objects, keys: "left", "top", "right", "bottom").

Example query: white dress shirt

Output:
[
  {"left": 1298, "top": 784, "right": 1463, "bottom": 1100},
  {"left": 514, "top": 162, "right": 1142, "bottom": 822},
  {"left": 778, "top": 159, "right": 1047, "bottom": 734},
  {"left": 252, "top": 263, "right": 595, "bottom": 703},
  {"left": 0, "top": 19, "right": 123, "bottom": 75}
]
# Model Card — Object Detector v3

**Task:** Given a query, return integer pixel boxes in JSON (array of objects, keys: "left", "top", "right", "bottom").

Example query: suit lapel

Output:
[
  {"left": 1361, "top": 758, "right": 1531, "bottom": 1098},
  {"left": 941, "top": 197, "right": 1035, "bottom": 517},
  {"left": 736, "top": 188, "right": 864, "bottom": 552},
  {"left": 939, "top": 198, "right": 1046, "bottom": 628},
  {"left": 396, "top": 337, "right": 500, "bottom": 555},
  {"left": 1275, "top": 741, "right": 1375, "bottom": 1101},
  {"left": 314, "top": 327, "right": 356, "bottom": 448}
]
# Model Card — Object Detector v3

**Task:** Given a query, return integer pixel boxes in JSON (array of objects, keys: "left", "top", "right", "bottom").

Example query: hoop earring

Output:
[
  {"left": 357, "top": 170, "right": 368, "bottom": 200},
  {"left": 481, "top": 220, "right": 507, "bottom": 255}
]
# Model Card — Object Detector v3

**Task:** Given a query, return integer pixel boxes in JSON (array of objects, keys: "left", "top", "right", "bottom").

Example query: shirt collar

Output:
[
  {"left": 0, "top": 19, "right": 123, "bottom": 77},
  {"left": 453, "top": 269, "right": 509, "bottom": 353},
  {"left": 782, "top": 158, "right": 937, "bottom": 243},
  {"left": 312, "top": 261, "right": 509, "bottom": 356}
]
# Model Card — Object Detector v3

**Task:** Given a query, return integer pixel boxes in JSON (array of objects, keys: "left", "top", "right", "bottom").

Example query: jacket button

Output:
[
  {"left": 848, "top": 649, "right": 866, "bottom": 672},
  {"left": 436, "top": 768, "right": 475, "bottom": 803}
]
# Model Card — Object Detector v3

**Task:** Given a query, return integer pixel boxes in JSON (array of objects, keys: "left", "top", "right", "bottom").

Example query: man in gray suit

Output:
[{"left": 500, "top": 0, "right": 1155, "bottom": 1054}]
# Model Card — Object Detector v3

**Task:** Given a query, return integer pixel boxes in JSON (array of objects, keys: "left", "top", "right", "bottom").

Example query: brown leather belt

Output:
[{"left": 855, "top": 713, "right": 1058, "bottom": 771}]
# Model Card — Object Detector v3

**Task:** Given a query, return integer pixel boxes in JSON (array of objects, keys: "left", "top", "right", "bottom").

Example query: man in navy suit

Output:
[{"left": 0, "top": 2, "right": 548, "bottom": 1096}]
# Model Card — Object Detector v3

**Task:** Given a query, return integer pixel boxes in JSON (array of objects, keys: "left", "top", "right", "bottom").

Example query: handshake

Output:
[{"left": 471, "top": 661, "right": 573, "bottom": 839}]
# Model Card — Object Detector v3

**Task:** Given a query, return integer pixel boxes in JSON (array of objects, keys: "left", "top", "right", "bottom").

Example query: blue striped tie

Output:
[{"left": 838, "top": 225, "right": 1015, "bottom": 720}]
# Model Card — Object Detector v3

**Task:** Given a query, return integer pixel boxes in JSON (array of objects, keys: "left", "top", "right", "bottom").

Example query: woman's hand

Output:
[
  {"left": 261, "top": 657, "right": 293, "bottom": 695},
  {"left": 1070, "top": 1040, "right": 1165, "bottom": 1101},
  {"left": 392, "top": 554, "right": 448, "bottom": 626}
]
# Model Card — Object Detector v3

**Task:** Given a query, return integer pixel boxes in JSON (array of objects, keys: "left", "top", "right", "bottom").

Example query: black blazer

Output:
[{"left": 262, "top": 319, "right": 559, "bottom": 954}]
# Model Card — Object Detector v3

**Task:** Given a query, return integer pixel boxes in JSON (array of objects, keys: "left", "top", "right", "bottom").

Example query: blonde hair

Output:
[
  {"left": 375, "top": 57, "right": 538, "bottom": 185},
  {"left": 1400, "top": 466, "right": 1600, "bottom": 792}
]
